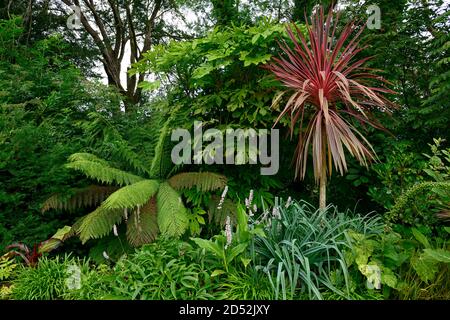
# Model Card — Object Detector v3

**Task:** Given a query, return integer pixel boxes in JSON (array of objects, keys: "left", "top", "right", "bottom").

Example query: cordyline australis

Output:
[{"left": 265, "top": 6, "right": 396, "bottom": 209}]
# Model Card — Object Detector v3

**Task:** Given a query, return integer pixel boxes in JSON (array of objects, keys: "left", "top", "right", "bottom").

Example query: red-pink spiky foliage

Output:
[{"left": 265, "top": 7, "right": 396, "bottom": 184}]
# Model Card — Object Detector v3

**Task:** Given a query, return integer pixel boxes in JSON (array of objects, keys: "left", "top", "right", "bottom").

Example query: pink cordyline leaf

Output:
[{"left": 265, "top": 6, "right": 396, "bottom": 183}]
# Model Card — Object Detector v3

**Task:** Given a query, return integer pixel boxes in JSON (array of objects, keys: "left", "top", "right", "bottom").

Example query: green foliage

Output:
[
  {"left": 0, "top": 256, "right": 17, "bottom": 281},
  {"left": 219, "top": 269, "right": 274, "bottom": 300},
  {"left": 386, "top": 181, "right": 450, "bottom": 225},
  {"left": 77, "top": 208, "right": 124, "bottom": 244},
  {"left": 156, "top": 182, "right": 190, "bottom": 238},
  {"left": 253, "top": 200, "right": 384, "bottom": 300},
  {"left": 384, "top": 138, "right": 450, "bottom": 227},
  {"left": 347, "top": 225, "right": 450, "bottom": 299},
  {"left": 135, "top": 20, "right": 289, "bottom": 128},
  {"left": 1, "top": 0, "right": 450, "bottom": 302},
  {"left": 191, "top": 204, "right": 265, "bottom": 274},
  {"left": 168, "top": 172, "right": 227, "bottom": 192},
  {"left": 47, "top": 127, "right": 227, "bottom": 246},
  {"left": 0, "top": 19, "right": 124, "bottom": 252},
  {"left": 365, "top": 140, "right": 427, "bottom": 210},
  {"left": 68, "top": 239, "right": 222, "bottom": 300},
  {"left": 131, "top": 20, "right": 296, "bottom": 209},
  {"left": 65, "top": 154, "right": 144, "bottom": 186},
  {"left": 420, "top": 9, "right": 450, "bottom": 133},
  {"left": 101, "top": 180, "right": 159, "bottom": 210},
  {"left": 62, "top": 264, "right": 113, "bottom": 300},
  {"left": 11, "top": 255, "right": 85, "bottom": 300}
]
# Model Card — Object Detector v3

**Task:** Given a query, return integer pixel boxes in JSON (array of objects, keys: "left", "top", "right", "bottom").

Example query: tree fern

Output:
[
  {"left": 101, "top": 180, "right": 159, "bottom": 210},
  {"left": 168, "top": 172, "right": 227, "bottom": 192},
  {"left": 157, "top": 182, "right": 189, "bottom": 238},
  {"left": 44, "top": 108, "right": 228, "bottom": 247},
  {"left": 127, "top": 197, "right": 159, "bottom": 246}
]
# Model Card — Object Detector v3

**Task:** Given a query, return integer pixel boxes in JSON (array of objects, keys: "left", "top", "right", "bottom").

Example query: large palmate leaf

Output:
[
  {"left": 101, "top": 179, "right": 159, "bottom": 210},
  {"left": 156, "top": 182, "right": 189, "bottom": 238},
  {"left": 265, "top": 7, "right": 395, "bottom": 181},
  {"left": 127, "top": 197, "right": 159, "bottom": 246},
  {"left": 168, "top": 172, "right": 227, "bottom": 192}
]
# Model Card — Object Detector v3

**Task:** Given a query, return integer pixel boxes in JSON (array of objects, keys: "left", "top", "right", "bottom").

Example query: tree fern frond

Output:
[
  {"left": 76, "top": 207, "right": 124, "bottom": 244},
  {"left": 208, "top": 195, "right": 237, "bottom": 227},
  {"left": 108, "top": 137, "right": 151, "bottom": 176},
  {"left": 65, "top": 160, "right": 143, "bottom": 186},
  {"left": 168, "top": 172, "right": 227, "bottom": 192},
  {"left": 127, "top": 197, "right": 159, "bottom": 246},
  {"left": 41, "top": 185, "right": 118, "bottom": 212},
  {"left": 149, "top": 118, "right": 172, "bottom": 178},
  {"left": 156, "top": 182, "right": 189, "bottom": 238},
  {"left": 68, "top": 216, "right": 85, "bottom": 238},
  {"left": 101, "top": 180, "right": 159, "bottom": 210},
  {"left": 68, "top": 153, "right": 110, "bottom": 165}
]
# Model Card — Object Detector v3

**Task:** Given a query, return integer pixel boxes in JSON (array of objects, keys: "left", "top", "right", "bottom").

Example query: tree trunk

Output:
[{"left": 319, "top": 162, "right": 327, "bottom": 210}]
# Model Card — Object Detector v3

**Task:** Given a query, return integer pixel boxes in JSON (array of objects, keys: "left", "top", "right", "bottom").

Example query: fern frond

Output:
[
  {"left": 108, "top": 137, "right": 151, "bottom": 176},
  {"left": 127, "top": 197, "right": 159, "bottom": 246},
  {"left": 208, "top": 195, "right": 237, "bottom": 227},
  {"left": 67, "top": 216, "right": 85, "bottom": 238},
  {"left": 68, "top": 153, "right": 109, "bottom": 165},
  {"left": 76, "top": 207, "right": 124, "bottom": 244},
  {"left": 66, "top": 160, "right": 143, "bottom": 186},
  {"left": 168, "top": 172, "right": 227, "bottom": 192},
  {"left": 41, "top": 185, "right": 118, "bottom": 212},
  {"left": 149, "top": 118, "right": 172, "bottom": 178},
  {"left": 156, "top": 182, "right": 189, "bottom": 238},
  {"left": 101, "top": 180, "right": 159, "bottom": 210}
]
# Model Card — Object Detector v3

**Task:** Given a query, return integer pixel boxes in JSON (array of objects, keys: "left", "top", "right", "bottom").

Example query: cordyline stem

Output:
[
  {"left": 319, "top": 167, "right": 327, "bottom": 210},
  {"left": 319, "top": 127, "right": 327, "bottom": 210}
]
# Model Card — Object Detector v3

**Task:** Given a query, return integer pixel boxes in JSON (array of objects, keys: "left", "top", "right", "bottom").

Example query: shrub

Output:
[{"left": 347, "top": 224, "right": 450, "bottom": 299}]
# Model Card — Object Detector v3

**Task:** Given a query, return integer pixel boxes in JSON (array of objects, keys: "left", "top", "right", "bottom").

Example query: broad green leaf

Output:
[
  {"left": 192, "top": 65, "right": 214, "bottom": 79},
  {"left": 138, "top": 80, "right": 161, "bottom": 91},
  {"left": 227, "top": 243, "right": 248, "bottom": 264},
  {"left": 411, "top": 228, "right": 431, "bottom": 248},
  {"left": 423, "top": 248, "right": 450, "bottom": 263},
  {"left": 191, "top": 237, "right": 223, "bottom": 257},
  {"left": 411, "top": 253, "right": 439, "bottom": 282}
]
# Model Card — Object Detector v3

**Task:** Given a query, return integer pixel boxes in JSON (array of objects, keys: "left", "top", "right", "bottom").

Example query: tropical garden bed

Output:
[{"left": 0, "top": 0, "right": 449, "bottom": 302}]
